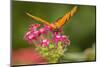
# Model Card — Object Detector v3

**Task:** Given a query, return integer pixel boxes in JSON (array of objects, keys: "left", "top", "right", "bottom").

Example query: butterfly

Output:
[{"left": 26, "top": 6, "right": 77, "bottom": 31}]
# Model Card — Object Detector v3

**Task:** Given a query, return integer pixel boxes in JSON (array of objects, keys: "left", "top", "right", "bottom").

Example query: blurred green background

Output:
[{"left": 12, "top": 1, "right": 96, "bottom": 62}]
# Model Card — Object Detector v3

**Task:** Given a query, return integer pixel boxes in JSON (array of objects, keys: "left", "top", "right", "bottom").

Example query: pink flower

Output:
[
  {"left": 24, "top": 31, "right": 35, "bottom": 40},
  {"left": 65, "top": 39, "right": 70, "bottom": 45},
  {"left": 24, "top": 31, "right": 35, "bottom": 44},
  {"left": 33, "top": 30, "right": 41, "bottom": 37},
  {"left": 61, "top": 35, "right": 70, "bottom": 45},
  {"left": 53, "top": 34, "right": 62, "bottom": 45},
  {"left": 39, "top": 28, "right": 47, "bottom": 34},
  {"left": 29, "top": 24, "right": 40, "bottom": 31},
  {"left": 24, "top": 23, "right": 70, "bottom": 47},
  {"left": 41, "top": 39, "right": 49, "bottom": 47},
  {"left": 24, "top": 30, "right": 41, "bottom": 43},
  {"left": 25, "top": 24, "right": 41, "bottom": 43},
  {"left": 53, "top": 33, "right": 70, "bottom": 46},
  {"left": 44, "top": 25, "right": 53, "bottom": 31}
]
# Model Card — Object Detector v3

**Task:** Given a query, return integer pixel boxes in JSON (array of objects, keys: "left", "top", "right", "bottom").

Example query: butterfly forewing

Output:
[{"left": 54, "top": 6, "right": 77, "bottom": 29}]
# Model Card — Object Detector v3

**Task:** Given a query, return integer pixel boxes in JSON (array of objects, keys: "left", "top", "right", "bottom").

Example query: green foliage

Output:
[
  {"left": 36, "top": 42, "right": 65, "bottom": 63},
  {"left": 59, "top": 43, "right": 96, "bottom": 62}
]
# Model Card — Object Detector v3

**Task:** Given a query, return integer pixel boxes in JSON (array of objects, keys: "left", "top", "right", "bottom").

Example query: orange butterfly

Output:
[{"left": 26, "top": 6, "right": 77, "bottom": 31}]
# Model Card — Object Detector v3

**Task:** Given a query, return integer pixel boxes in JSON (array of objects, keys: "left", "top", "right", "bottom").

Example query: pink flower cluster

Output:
[{"left": 24, "top": 23, "right": 70, "bottom": 48}]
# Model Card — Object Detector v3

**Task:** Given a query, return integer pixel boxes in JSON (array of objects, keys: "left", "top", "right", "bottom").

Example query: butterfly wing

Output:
[
  {"left": 26, "top": 12, "right": 55, "bottom": 29},
  {"left": 26, "top": 6, "right": 77, "bottom": 30},
  {"left": 54, "top": 6, "right": 78, "bottom": 29}
]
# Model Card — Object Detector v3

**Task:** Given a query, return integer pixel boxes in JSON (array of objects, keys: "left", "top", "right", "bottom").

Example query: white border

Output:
[
  {"left": 17, "top": 0, "right": 96, "bottom": 5},
  {"left": 0, "top": 0, "right": 100, "bottom": 67},
  {"left": 0, "top": 0, "right": 10, "bottom": 67}
]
